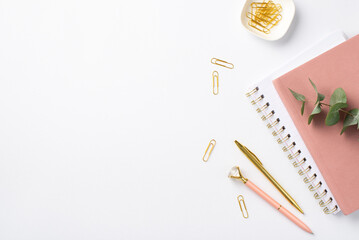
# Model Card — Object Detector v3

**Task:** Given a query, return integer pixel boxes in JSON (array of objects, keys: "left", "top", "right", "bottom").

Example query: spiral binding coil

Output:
[
  {"left": 282, "top": 141, "right": 294, "bottom": 151},
  {"left": 314, "top": 189, "right": 327, "bottom": 199},
  {"left": 324, "top": 205, "right": 338, "bottom": 214},
  {"left": 257, "top": 103, "right": 269, "bottom": 113},
  {"left": 246, "top": 87, "right": 339, "bottom": 215},
  {"left": 292, "top": 158, "right": 306, "bottom": 167},
  {"left": 319, "top": 197, "right": 332, "bottom": 207},
  {"left": 277, "top": 134, "right": 290, "bottom": 144},
  {"left": 298, "top": 165, "right": 311, "bottom": 176},
  {"left": 267, "top": 118, "right": 280, "bottom": 128},
  {"left": 308, "top": 181, "right": 322, "bottom": 191},
  {"left": 261, "top": 110, "right": 275, "bottom": 121},
  {"left": 288, "top": 150, "right": 301, "bottom": 159},
  {"left": 303, "top": 173, "right": 316, "bottom": 183}
]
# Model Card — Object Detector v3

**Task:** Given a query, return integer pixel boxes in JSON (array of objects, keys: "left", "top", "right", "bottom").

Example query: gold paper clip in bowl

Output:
[
  {"left": 211, "top": 58, "right": 234, "bottom": 69},
  {"left": 237, "top": 195, "right": 249, "bottom": 219},
  {"left": 241, "top": 0, "right": 295, "bottom": 41},
  {"left": 202, "top": 139, "right": 216, "bottom": 162}
]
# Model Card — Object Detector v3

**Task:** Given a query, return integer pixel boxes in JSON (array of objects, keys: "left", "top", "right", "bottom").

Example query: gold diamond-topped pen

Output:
[{"left": 234, "top": 140, "right": 304, "bottom": 214}]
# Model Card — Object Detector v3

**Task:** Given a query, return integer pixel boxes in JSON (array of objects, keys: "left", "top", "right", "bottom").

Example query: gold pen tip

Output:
[
  {"left": 234, "top": 140, "right": 243, "bottom": 148},
  {"left": 296, "top": 206, "right": 304, "bottom": 214}
]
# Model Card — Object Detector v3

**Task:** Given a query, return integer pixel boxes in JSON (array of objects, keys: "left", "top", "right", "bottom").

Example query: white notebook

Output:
[{"left": 246, "top": 31, "right": 347, "bottom": 214}]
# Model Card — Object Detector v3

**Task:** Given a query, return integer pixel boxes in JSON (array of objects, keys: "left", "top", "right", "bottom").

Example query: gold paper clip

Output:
[
  {"left": 211, "top": 58, "right": 234, "bottom": 69},
  {"left": 202, "top": 139, "right": 216, "bottom": 162},
  {"left": 212, "top": 71, "right": 219, "bottom": 95},
  {"left": 237, "top": 195, "right": 249, "bottom": 218}
]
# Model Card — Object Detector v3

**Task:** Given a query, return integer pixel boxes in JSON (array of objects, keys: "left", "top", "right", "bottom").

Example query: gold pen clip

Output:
[
  {"left": 242, "top": 144, "right": 263, "bottom": 166},
  {"left": 237, "top": 195, "right": 249, "bottom": 219}
]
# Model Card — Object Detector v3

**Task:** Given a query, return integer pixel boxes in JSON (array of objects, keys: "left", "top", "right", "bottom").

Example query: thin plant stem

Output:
[
  {"left": 305, "top": 100, "right": 354, "bottom": 117},
  {"left": 320, "top": 102, "right": 354, "bottom": 117}
]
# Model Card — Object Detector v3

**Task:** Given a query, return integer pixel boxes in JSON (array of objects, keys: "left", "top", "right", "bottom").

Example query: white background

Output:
[{"left": 1, "top": 0, "right": 359, "bottom": 239}]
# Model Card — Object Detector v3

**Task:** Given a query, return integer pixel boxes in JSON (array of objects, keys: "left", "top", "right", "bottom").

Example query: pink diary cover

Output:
[{"left": 273, "top": 35, "right": 359, "bottom": 215}]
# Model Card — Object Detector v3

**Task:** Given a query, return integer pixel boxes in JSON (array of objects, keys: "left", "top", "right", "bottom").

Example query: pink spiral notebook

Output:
[
  {"left": 273, "top": 35, "right": 359, "bottom": 215},
  {"left": 247, "top": 32, "right": 359, "bottom": 215}
]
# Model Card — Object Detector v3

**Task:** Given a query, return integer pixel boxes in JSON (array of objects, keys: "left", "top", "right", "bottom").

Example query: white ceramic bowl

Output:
[{"left": 241, "top": 0, "right": 295, "bottom": 41}]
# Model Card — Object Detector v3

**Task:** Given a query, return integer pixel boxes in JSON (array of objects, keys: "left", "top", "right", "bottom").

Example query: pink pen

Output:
[{"left": 229, "top": 166, "right": 313, "bottom": 234}]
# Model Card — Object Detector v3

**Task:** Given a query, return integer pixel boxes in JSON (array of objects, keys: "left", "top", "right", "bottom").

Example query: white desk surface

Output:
[{"left": 1, "top": 0, "right": 359, "bottom": 239}]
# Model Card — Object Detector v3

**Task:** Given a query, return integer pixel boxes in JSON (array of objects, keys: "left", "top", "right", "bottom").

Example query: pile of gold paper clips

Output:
[{"left": 246, "top": 1, "right": 282, "bottom": 34}]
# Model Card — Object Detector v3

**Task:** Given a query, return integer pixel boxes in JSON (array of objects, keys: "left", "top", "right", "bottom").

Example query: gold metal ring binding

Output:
[
  {"left": 261, "top": 110, "right": 275, "bottom": 121},
  {"left": 288, "top": 150, "right": 301, "bottom": 159},
  {"left": 314, "top": 189, "right": 327, "bottom": 199},
  {"left": 251, "top": 95, "right": 264, "bottom": 105},
  {"left": 246, "top": 87, "right": 259, "bottom": 97},
  {"left": 308, "top": 181, "right": 322, "bottom": 191},
  {"left": 324, "top": 205, "right": 338, "bottom": 214},
  {"left": 319, "top": 197, "right": 333, "bottom": 207},
  {"left": 303, "top": 173, "right": 317, "bottom": 183},
  {"left": 256, "top": 102, "right": 269, "bottom": 113},
  {"left": 293, "top": 157, "right": 306, "bottom": 167},
  {"left": 273, "top": 126, "right": 285, "bottom": 136},
  {"left": 211, "top": 58, "right": 234, "bottom": 69},
  {"left": 298, "top": 165, "right": 311, "bottom": 176},
  {"left": 282, "top": 141, "right": 295, "bottom": 151},
  {"left": 277, "top": 134, "right": 290, "bottom": 144},
  {"left": 267, "top": 118, "right": 280, "bottom": 128}
]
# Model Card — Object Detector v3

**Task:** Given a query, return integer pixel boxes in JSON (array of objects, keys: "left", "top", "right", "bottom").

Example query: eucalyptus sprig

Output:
[{"left": 289, "top": 78, "right": 359, "bottom": 136}]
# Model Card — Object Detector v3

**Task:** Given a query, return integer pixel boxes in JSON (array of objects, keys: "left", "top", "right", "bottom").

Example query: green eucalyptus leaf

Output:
[
  {"left": 309, "top": 78, "right": 318, "bottom": 94},
  {"left": 289, "top": 88, "right": 305, "bottom": 102},
  {"left": 308, "top": 103, "right": 321, "bottom": 125},
  {"left": 289, "top": 88, "right": 306, "bottom": 115},
  {"left": 325, "top": 102, "right": 348, "bottom": 126},
  {"left": 329, "top": 88, "right": 347, "bottom": 105},
  {"left": 341, "top": 109, "right": 359, "bottom": 134},
  {"left": 309, "top": 79, "right": 325, "bottom": 104},
  {"left": 318, "top": 93, "right": 325, "bottom": 102},
  {"left": 301, "top": 101, "right": 305, "bottom": 116}
]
